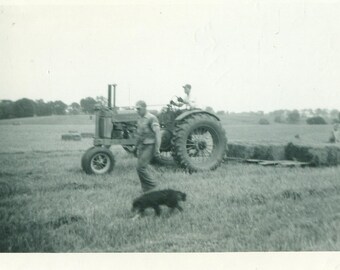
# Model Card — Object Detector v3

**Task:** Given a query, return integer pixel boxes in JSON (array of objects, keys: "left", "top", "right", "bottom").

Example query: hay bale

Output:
[
  {"left": 80, "top": 132, "right": 94, "bottom": 138},
  {"left": 252, "top": 146, "right": 274, "bottom": 160},
  {"left": 284, "top": 142, "right": 340, "bottom": 166},
  {"left": 61, "top": 133, "right": 81, "bottom": 141},
  {"left": 227, "top": 143, "right": 253, "bottom": 159},
  {"left": 227, "top": 142, "right": 340, "bottom": 166},
  {"left": 258, "top": 118, "right": 270, "bottom": 125},
  {"left": 285, "top": 142, "right": 314, "bottom": 163},
  {"left": 227, "top": 143, "right": 285, "bottom": 161},
  {"left": 326, "top": 147, "right": 340, "bottom": 166}
]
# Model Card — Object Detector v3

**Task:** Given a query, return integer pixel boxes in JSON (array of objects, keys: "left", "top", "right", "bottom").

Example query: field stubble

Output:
[{"left": 0, "top": 124, "right": 339, "bottom": 252}]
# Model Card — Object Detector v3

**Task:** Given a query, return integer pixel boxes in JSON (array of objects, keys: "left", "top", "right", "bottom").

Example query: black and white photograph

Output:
[{"left": 1, "top": 0, "right": 340, "bottom": 268}]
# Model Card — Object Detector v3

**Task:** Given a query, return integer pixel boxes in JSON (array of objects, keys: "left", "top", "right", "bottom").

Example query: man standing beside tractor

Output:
[{"left": 135, "top": 100, "right": 161, "bottom": 193}]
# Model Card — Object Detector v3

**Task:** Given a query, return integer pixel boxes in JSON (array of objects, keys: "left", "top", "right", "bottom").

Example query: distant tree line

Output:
[
  {"left": 215, "top": 108, "right": 340, "bottom": 125},
  {"left": 1, "top": 97, "right": 339, "bottom": 124},
  {"left": 0, "top": 96, "right": 107, "bottom": 119},
  {"left": 268, "top": 109, "right": 340, "bottom": 124}
]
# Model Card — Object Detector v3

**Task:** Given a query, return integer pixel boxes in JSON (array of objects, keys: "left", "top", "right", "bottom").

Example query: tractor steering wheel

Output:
[{"left": 169, "top": 96, "right": 184, "bottom": 108}]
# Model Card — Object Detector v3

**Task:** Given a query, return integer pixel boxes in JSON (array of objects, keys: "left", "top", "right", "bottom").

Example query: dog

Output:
[{"left": 132, "top": 189, "right": 186, "bottom": 217}]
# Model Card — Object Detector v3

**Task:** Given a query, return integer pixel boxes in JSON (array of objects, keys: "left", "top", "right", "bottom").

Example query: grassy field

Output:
[
  {"left": 0, "top": 114, "right": 335, "bottom": 146},
  {"left": 0, "top": 115, "right": 96, "bottom": 126},
  {"left": 0, "top": 116, "right": 339, "bottom": 252}
]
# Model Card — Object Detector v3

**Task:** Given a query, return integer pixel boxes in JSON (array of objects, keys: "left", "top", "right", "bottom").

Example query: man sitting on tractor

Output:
[{"left": 170, "top": 84, "right": 196, "bottom": 109}]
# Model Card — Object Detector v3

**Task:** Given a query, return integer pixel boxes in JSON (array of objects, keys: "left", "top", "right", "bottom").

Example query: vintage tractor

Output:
[{"left": 81, "top": 84, "right": 227, "bottom": 174}]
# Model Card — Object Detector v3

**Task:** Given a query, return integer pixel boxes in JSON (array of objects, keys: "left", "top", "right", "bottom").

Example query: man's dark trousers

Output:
[{"left": 136, "top": 143, "right": 157, "bottom": 192}]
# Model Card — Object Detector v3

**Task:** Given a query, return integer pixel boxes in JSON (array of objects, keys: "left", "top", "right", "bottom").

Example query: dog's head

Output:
[
  {"left": 131, "top": 200, "right": 141, "bottom": 212},
  {"left": 177, "top": 191, "right": 187, "bottom": 202}
]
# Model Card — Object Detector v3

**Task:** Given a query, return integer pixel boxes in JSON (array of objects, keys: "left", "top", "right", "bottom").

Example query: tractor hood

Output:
[{"left": 112, "top": 109, "right": 139, "bottom": 122}]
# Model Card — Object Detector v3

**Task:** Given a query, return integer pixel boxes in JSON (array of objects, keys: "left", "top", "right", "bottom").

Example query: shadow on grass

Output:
[
  {"left": 43, "top": 182, "right": 115, "bottom": 193},
  {"left": 0, "top": 215, "right": 85, "bottom": 252},
  {"left": 0, "top": 181, "right": 32, "bottom": 198}
]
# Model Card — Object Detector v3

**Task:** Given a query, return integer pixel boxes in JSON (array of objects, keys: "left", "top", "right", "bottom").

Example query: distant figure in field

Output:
[
  {"left": 330, "top": 124, "right": 340, "bottom": 143},
  {"left": 171, "top": 84, "right": 196, "bottom": 109}
]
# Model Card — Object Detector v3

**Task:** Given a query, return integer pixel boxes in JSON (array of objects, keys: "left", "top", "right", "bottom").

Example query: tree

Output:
[
  {"left": 258, "top": 118, "right": 270, "bottom": 125},
  {"left": 35, "top": 99, "right": 52, "bottom": 116},
  {"left": 333, "top": 112, "right": 340, "bottom": 124},
  {"left": 80, "top": 97, "right": 96, "bottom": 114},
  {"left": 307, "top": 109, "right": 315, "bottom": 116},
  {"left": 0, "top": 100, "right": 14, "bottom": 119},
  {"left": 287, "top": 110, "right": 300, "bottom": 124},
  {"left": 330, "top": 109, "right": 339, "bottom": 119},
  {"left": 314, "top": 108, "right": 328, "bottom": 118},
  {"left": 51, "top": 100, "right": 67, "bottom": 115},
  {"left": 96, "top": 96, "right": 108, "bottom": 107},
  {"left": 306, "top": 116, "right": 327, "bottom": 125},
  {"left": 300, "top": 109, "right": 308, "bottom": 119},
  {"left": 270, "top": 109, "right": 286, "bottom": 123},
  {"left": 274, "top": 115, "right": 283, "bottom": 123},
  {"left": 13, "top": 98, "right": 35, "bottom": 118},
  {"left": 68, "top": 102, "right": 81, "bottom": 115}
]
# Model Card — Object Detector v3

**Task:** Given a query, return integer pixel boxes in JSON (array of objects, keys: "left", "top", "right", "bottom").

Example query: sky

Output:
[{"left": 0, "top": 0, "right": 340, "bottom": 112}]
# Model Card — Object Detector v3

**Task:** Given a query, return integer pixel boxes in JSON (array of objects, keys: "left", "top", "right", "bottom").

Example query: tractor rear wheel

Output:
[
  {"left": 151, "top": 128, "right": 175, "bottom": 166},
  {"left": 81, "top": 147, "right": 115, "bottom": 175},
  {"left": 172, "top": 113, "right": 227, "bottom": 172}
]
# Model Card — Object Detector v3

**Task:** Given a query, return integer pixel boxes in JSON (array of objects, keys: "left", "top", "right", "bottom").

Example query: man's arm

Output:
[
  {"left": 183, "top": 95, "right": 196, "bottom": 109},
  {"left": 151, "top": 118, "right": 161, "bottom": 156},
  {"left": 170, "top": 99, "right": 184, "bottom": 107}
]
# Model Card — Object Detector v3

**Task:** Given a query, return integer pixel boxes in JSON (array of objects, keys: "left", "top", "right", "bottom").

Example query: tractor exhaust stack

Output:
[
  {"left": 108, "top": 85, "right": 112, "bottom": 109},
  {"left": 113, "top": 84, "right": 116, "bottom": 108},
  {"left": 108, "top": 84, "right": 117, "bottom": 109}
]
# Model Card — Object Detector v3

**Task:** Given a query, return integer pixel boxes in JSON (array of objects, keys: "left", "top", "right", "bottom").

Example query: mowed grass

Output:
[
  {"left": 1, "top": 149, "right": 339, "bottom": 252},
  {"left": 0, "top": 120, "right": 339, "bottom": 252}
]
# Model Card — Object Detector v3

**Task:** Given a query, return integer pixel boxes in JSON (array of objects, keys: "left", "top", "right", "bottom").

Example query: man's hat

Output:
[
  {"left": 135, "top": 100, "right": 147, "bottom": 108},
  {"left": 183, "top": 84, "right": 191, "bottom": 89}
]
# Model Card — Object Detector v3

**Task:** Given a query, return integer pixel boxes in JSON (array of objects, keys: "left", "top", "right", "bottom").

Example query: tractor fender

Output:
[{"left": 174, "top": 109, "right": 220, "bottom": 122}]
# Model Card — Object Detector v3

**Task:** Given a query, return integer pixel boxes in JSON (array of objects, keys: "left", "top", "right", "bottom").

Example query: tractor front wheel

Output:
[{"left": 81, "top": 147, "right": 115, "bottom": 175}]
